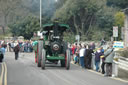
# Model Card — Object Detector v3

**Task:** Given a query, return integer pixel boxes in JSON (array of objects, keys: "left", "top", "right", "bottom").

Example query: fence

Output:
[
  {"left": 91, "top": 52, "right": 128, "bottom": 78},
  {"left": 112, "top": 52, "right": 128, "bottom": 77}
]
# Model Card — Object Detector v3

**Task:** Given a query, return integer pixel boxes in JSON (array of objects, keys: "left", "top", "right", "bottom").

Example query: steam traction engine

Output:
[{"left": 34, "top": 22, "right": 71, "bottom": 70}]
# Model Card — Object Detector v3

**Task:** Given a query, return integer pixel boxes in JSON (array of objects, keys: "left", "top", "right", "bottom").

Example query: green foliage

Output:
[
  {"left": 63, "top": 32, "right": 75, "bottom": 43},
  {"left": 114, "top": 12, "right": 125, "bottom": 28},
  {"left": 83, "top": 27, "right": 110, "bottom": 41},
  {"left": 113, "top": 12, "right": 125, "bottom": 40},
  {"left": 53, "top": 0, "right": 117, "bottom": 41},
  {"left": 0, "top": 35, "right": 5, "bottom": 40},
  {"left": 9, "top": 16, "right": 40, "bottom": 39},
  {"left": 96, "top": 6, "right": 116, "bottom": 28},
  {"left": 1, "top": 0, "right": 124, "bottom": 42},
  {"left": 53, "top": 0, "right": 101, "bottom": 35},
  {"left": 107, "top": 0, "right": 128, "bottom": 9}
]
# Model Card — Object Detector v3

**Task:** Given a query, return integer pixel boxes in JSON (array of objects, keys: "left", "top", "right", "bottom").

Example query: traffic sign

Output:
[
  {"left": 113, "top": 41, "right": 124, "bottom": 48},
  {"left": 113, "top": 26, "right": 118, "bottom": 37},
  {"left": 75, "top": 35, "right": 80, "bottom": 40}
]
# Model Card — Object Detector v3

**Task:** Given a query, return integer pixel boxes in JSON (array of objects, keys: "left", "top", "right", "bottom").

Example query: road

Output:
[{"left": 0, "top": 52, "right": 127, "bottom": 85}]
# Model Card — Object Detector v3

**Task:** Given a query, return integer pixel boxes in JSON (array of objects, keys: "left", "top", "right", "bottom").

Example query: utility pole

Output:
[{"left": 40, "top": 0, "right": 42, "bottom": 28}]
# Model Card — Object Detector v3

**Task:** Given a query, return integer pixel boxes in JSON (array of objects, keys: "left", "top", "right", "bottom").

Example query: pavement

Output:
[{"left": 0, "top": 52, "right": 128, "bottom": 85}]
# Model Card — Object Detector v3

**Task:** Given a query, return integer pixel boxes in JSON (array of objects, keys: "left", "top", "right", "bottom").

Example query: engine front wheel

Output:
[
  {"left": 65, "top": 49, "right": 71, "bottom": 70},
  {"left": 41, "top": 49, "right": 46, "bottom": 70},
  {"left": 37, "top": 41, "right": 43, "bottom": 67}
]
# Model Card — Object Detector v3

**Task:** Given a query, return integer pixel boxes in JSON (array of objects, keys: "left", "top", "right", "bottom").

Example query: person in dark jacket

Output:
[
  {"left": 100, "top": 47, "right": 105, "bottom": 74},
  {"left": 95, "top": 48, "right": 103, "bottom": 72},
  {"left": 0, "top": 52, "right": 3, "bottom": 62},
  {"left": 91, "top": 43, "right": 95, "bottom": 50},
  {"left": 14, "top": 44, "right": 20, "bottom": 60},
  {"left": 0, "top": 45, "right": 3, "bottom": 63},
  {"left": 0, "top": 44, "right": 6, "bottom": 63},
  {"left": 85, "top": 45, "right": 94, "bottom": 69}
]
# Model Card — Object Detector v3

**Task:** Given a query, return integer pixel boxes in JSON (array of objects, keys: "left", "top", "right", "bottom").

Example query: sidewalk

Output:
[{"left": 71, "top": 60, "right": 128, "bottom": 83}]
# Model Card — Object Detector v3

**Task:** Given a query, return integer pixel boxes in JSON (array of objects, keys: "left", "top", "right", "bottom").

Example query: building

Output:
[{"left": 124, "top": 8, "right": 128, "bottom": 47}]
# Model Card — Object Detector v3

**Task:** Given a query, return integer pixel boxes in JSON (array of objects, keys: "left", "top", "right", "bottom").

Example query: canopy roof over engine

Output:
[{"left": 41, "top": 23, "right": 70, "bottom": 32}]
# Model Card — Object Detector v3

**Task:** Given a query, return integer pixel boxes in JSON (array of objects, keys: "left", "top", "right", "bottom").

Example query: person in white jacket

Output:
[{"left": 79, "top": 45, "right": 85, "bottom": 68}]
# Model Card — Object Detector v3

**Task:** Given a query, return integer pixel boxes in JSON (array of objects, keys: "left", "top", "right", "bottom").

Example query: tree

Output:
[
  {"left": 52, "top": 0, "right": 119, "bottom": 41},
  {"left": 107, "top": 0, "right": 128, "bottom": 9},
  {"left": 114, "top": 12, "right": 125, "bottom": 27},
  {"left": 53, "top": 0, "right": 100, "bottom": 35},
  {"left": 114, "top": 12, "right": 125, "bottom": 40},
  {"left": 0, "top": 0, "right": 22, "bottom": 34},
  {"left": 9, "top": 16, "right": 40, "bottom": 39}
]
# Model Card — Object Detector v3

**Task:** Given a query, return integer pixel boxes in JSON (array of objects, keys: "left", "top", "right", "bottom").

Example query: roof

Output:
[{"left": 42, "top": 23, "right": 70, "bottom": 32}]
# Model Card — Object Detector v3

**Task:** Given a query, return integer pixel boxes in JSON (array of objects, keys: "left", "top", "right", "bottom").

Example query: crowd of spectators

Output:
[
  {"left": 69, "top": 42, "right": 115, "bottom": 77},
  {"left": 0, "top": 40, "right": 34, "bottom": 62},
  {"left": 0, "top": 40, "right": 33, "bottom": 53}
]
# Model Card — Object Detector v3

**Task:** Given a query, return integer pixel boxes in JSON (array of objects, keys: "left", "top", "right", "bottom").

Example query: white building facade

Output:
[{"left": 124, "top": 8, "right": 128, "bottom": 47}]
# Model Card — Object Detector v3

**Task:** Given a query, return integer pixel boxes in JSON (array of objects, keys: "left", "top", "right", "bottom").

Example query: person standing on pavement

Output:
[
  {"left": 11, "top": 41, "right": 15, "bottom": 51},
  {"left": 79, "top": 44, "right": 85, "bottom": 68},
  {"left": 14, "top": 43, "right": 20, "bottom": 60},
  {"left": 100, "top": 38, "right": 106, "bottom": 46},
  {"left": 100, "top": 47, "right": 105, "bottom": 74},
  {"left": 91, "top": 43, "right": 95, "bottom": 50},
  {"left": 8, "top": 42, "right": 11, "bottom": 52},
  {"left": 104, "top": 46, "right": 114, "bottom": 77},
  {"left": 95, "top": 48, "right": 103, "bottom": 72},
  {"left": 0, "top": 44, "right": 6, "bottom": 62},
  {"left": 85, "top": 45, "right": 94, "bottom": 69},
  {"left": 71, "top": 44, "right": 76, "bottom": 61},
  {"left": 83, "top": 45, "right": 87, "bottom": 67},
  {"left": 74, "top": 45, "right": 80, "bottom": 64}
]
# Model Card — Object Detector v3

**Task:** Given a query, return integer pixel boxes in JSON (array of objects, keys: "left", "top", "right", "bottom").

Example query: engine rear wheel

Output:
[
  {"left": 65, "top": 49, "right": 71, "bottom": 70},
  {"left": 63, "top": 42, "right": 68, "bottom": 54},
  {"left": 37, "top": 41, "right": 43, "bottom": 67},
  {"left": 41, "top": 49, "right": 46, "bottom": 70}
]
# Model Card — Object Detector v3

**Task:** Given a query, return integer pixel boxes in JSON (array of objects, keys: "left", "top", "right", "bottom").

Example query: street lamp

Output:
[{"left": 40, "top": 0, "right": 42, "bottom": 28}]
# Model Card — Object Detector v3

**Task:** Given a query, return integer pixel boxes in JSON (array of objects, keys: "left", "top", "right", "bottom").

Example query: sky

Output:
[{"left": 55, "top": 0, "right": 58, "bottom": 2}]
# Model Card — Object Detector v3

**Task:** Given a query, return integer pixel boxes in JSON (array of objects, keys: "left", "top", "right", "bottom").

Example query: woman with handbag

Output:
[{"left": 104, "top": 46, "right": 115, "bottom": 77}]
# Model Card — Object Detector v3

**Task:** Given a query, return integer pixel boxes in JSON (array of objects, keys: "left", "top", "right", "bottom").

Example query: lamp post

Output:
[{"left": 40, "top": 0, "right": 42, "bottom": 28}]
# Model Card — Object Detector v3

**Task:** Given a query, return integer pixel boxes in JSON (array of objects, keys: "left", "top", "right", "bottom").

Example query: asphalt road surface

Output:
[{"left": 0, "top": 52, "right": 127, "bottom": 85}]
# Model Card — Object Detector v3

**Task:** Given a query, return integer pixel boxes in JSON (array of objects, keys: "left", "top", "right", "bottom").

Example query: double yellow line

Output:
[{"left": 0, "top": 62, "right": 7, "bottom": 85}]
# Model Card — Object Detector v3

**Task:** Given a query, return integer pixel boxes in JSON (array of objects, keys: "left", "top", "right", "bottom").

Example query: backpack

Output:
[{"left": 14, "top": 46, "right": 20, "bottom": 53}]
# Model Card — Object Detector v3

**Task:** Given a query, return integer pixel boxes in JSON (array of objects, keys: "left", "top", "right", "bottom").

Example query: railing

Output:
[
  {"left": 112, "top": 52, "right": 128, "bottom": 77},
  {"left": 117, "top": 57, "right": 128, "bottom": 71}
]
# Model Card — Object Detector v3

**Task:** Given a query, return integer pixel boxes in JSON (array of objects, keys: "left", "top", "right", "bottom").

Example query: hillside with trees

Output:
[{"left": 0, "top": 0, "right": 127, "bottom": 41}]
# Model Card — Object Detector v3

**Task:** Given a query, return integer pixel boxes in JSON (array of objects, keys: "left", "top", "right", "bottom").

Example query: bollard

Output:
[
  {"left": 112, "top": 61, "right": 118, "bottom": 77},
  {"left": 112, "top": 51, "right": 119, "bottom": 77}
]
